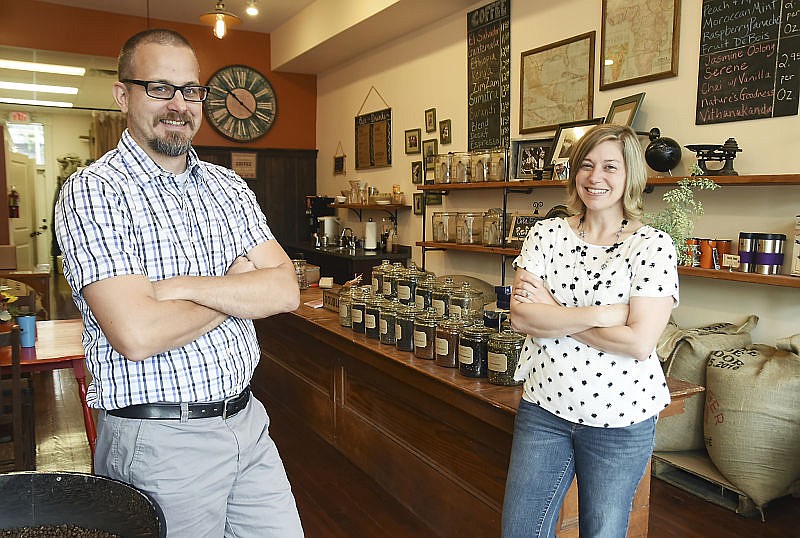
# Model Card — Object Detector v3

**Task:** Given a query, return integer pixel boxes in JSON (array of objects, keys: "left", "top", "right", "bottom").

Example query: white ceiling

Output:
[{"left": 40, "top": 0, "right": 316, "bottom": 34}]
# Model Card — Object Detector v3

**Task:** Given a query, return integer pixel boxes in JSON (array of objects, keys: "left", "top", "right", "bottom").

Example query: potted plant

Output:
[{"left": 644, "top": 171, "right": 720, "bottom": 266}]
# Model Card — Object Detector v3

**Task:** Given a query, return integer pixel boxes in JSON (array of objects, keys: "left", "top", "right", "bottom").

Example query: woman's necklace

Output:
[{"left": 577, "top": 216, "right": 629, "bottom": 271}]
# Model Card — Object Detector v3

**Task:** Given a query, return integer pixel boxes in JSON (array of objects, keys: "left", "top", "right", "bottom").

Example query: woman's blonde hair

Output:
[{"left": 564, "top": 124, "right": 646, "bottom": 220}]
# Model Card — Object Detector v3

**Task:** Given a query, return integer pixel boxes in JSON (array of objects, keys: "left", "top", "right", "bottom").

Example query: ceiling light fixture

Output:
[
  {"left": 199, "top": 1, "right": 241, "bottom": 39},
  {"left": 0, "top": 97, "right": 73, "bottom": 108},
  {"left": 0, "top": 59, "right": 85, "bottom": 76},
  {"left": 245, "top": 1, "right": 259, "bottom": 16},
  {"left": 0, "top": 81, "right": 79, "bottom": 94}
]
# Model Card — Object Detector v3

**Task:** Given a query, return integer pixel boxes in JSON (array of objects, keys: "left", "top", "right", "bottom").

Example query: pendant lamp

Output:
[{"left": 199, "top": 1, "right": 241, "bottom": 39}]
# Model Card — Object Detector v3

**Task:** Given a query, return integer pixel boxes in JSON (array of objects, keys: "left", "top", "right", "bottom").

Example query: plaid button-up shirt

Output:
[{"left": 55, "top": 130, "right": 273, "bottom": 409}]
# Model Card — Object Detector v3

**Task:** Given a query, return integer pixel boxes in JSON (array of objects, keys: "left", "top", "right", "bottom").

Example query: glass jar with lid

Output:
[
  {"left": 395, "top": 302, "right": 420, "bottom": 352},
  {"left": 459, "top": 323, "right": 495, "bottom": 378},
  {"left": 396, "top": 262, "right": 423, "bottom": 305},
  {"left": 487, "top": 329, "right": 525, "bottom": 386},
  {"left": 449, "top": 152, "right": 471, "bottom": 183},
  {"left": 414, "top": 273, "right": 437, "bottom": 311},
  {"left": 365, "top": 294, "right": 387, "bottom": 340},
  {"left": 431, "top": 276, "right": 456, "bottom": 318},
  {"left": 470, "top": 151, "right": 491, "bottom": 182},
  {"left": 434, "top": 153, "right": 452, "bottom": 184},
  {"left": 382, "top": 261, "right": 405, "bottom": 299},
  {"left": 456, "top": 212, "right": 484, "bottom": 245},
  {"left": 485, "top": 149, "right": 507, "bottom": 181},
  {"left": 450, "top": 281, "right": 484, "bottom": 321},
  {"left": 413, "top": 307, "right": 442, "bottom": 360},
  {"left": 432, "top": 212, "right": 458, "bottom": 243},
  {"left": 380, "top": 297, "right": 401, "bottom": 345},
  {"left": 371, "top": 259, "right": 391, "bottom": 295},
  {"left": 350, "top": 286, "right": 370, "bottom": 334},
  {"left": 435, "top": 313, "right": 467, "bottom": 368},
  {"left": 482, "top": 208, "right": 503, "bottom": 247},
  {"left": 338, "top": 286, "right": 355, "bottom": 327}
]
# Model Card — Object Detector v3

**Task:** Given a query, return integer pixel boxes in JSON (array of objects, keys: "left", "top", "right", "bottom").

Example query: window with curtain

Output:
[{"left": 90, "top": 111, "right": 126, "bottom": 161}]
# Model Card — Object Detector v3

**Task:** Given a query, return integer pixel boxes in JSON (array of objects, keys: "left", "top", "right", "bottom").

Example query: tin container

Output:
[
  {"left": 435, "top": 314, "right": 467, "bottom": 368},
  {"left": 753, "top": 233, "right": 786, "bottom": 275},
  {"left": 738, "top": 232, "right": 757, "bottom": 272},
  {"left": 487, "top": 330, "right": 525, "bottom": 386},
  {"left": 413, "top": 308, "right": 442, "bottom": 360},
  {"left": 456, "top": 212, "right": 484, "bottom": 245},
  {"left": 458, "top": 323, "right": 494, "bottom": 378}
]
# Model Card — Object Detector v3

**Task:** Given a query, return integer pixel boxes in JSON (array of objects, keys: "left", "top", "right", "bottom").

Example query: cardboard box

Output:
[{"left": 0, "top": 245, "right": 17, "bottom": 270}]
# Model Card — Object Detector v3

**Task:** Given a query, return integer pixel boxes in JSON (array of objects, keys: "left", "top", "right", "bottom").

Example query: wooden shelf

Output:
[
  {"left": 677, "top": 266, "right": 800, "bottom": 288},
  {"left": 331, "top": 203, "right": 410, "bottom": 210},
  {"left": 416, "top": 241, "right": 519, "bottom": 256},
  {"left": 418, "top": 180, "right": 565, "bottom": 191}
]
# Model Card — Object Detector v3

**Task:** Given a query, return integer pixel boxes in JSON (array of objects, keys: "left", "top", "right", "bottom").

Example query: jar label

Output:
[
  {"left": 352, "top": 309, "right": 363, "bottom": 323},
  {"left": 365, "top": 314, "right": 376, "bottom": 329},
  {"left": 451, "top": 305, "right": 462, "bottom": 317},
  {"left": 432, "top": 299, "right": 445, "bottom": 317},
  {"left": 395, "top": 324, "right": 402, "bottom": 339},
  {"left": 435, "top": 337, "right": 449, "bottom": 355},
  {"left": 415, "top": 295, "right": 424, "bottom": 309},
  {"left": 380, "top": 319, "right": 388, "bottom": 334},
  {"left": 458, "top": 345, "right": 474, "bottom": 364},
  {"left": 488, "top": 351, "right": 508, "bottom": 372},
  {"left": 340, "top": 303, "right": 348, "bottom": 317},
  {"left": 398, "top": 285, "right": 411, "bottom": 300},
  {"left": 414, "top": 331, "right": 427, "bottom": 347},
  {"left": 372, "top": 278, "right": 379, "bottom": 292},
  {"left": 383, "top": 282, "right": 392, "bottom": 296}
]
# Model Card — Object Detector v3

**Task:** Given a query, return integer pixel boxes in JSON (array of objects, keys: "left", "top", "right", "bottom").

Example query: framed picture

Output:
[
  {"left": 600, "top": 0, "right": 680, "bottom": 90},
  {"left": 520, "top": 32, "right": 595, "bottom": 134},
  {"left": 549, "top": 118, "right": 604, "bottom": 164},
  {"left": 355, "top": 108, "right": 392, "bottom": 170},
  {"left": 405, "top": 128, "right": 421, "bottom": 154},
  {"left": 411, "top": 160, "right": 423, "bottom": 184},
  {"left": 515, "top": 138, "right": 553, "bottom": 179},
  {"left": 604, "top": 92, "right": 646, "bottom": 126},
  {"left": 422, "top": 138, "right": 438, "bottom": 172},
  {"left": 333, "top": 155, "right": 346, "bottom": 175},
  {"left": 439, "top": 119, "right": 452, "bottom": 145},
  {"left": 425, "top": 108, "right": 437, "bottom": 132},
  {"left": 553, "top": 159, "right": 570, "bottom": 181},
  {"left": 425, "top": 192, "right": 442, "bottom": 206},
  {"left": 413, "top": 192, "right": 424, "bottom": 215}
]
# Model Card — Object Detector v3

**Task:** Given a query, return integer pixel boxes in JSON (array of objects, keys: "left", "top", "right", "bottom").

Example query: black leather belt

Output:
[{"left": 107, "top": 386, "right": 251, "bottom": 420}]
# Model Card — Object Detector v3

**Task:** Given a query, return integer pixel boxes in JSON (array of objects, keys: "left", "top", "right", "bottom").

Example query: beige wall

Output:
[{"left": 316, "top": 0, "right": 799, "bottom": 344}]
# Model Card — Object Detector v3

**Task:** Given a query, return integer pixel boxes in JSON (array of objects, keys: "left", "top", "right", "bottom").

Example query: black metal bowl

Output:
[{"left": 0, "top": 472, "right": 165, "bottom": 537}]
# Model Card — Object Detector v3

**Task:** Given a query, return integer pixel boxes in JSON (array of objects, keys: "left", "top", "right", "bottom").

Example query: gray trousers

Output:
[{"left": 95, "top": 395, "right": 304, "bottom": 538}]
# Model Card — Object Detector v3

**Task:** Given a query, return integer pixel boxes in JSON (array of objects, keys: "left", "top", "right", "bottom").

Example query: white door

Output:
[{"left": 5, "top": 149, "right": 37, "bottom": 270}]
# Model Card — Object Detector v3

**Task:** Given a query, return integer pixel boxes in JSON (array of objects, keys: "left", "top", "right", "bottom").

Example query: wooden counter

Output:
[{"left": 252, "top": 289, "right": 703, "bottom": 537}]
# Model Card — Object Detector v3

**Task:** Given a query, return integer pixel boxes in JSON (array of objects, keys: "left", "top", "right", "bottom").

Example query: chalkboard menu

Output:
[
  {"left": 355, "top": 108, "right": 392, "bottom": 169},
  {"left": 467, "top": 0, "right": 510, "bottom": 151},
  {"left": 696, "top": 0, "right": 800, "bottom": 125}
]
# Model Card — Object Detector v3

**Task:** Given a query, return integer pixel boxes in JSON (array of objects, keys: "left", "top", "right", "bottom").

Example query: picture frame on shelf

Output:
[
  {"left": 600, "top": 0, "right": 680, "bottom": 90},
  {"left": 413, "top": 192, "right": 424, "bottom": 215},
  {"left": 425, "top": 192, "right": 442, "bottom": 206},
  {"left": 520, "top": 32, "right": 595, "bottom": 134},
  {"left": 425, "top": 108, "right": 437, "bottom": 132},
  {"left": 604, "top": 92, "right": 646, "bottom": 126},
  {"left": 333, "top": 155, "right": 346, "bottom": 175},
  {"left": 439, "top": 119, "right": 452, "bottom": 145},
  {"left": 553, "top": 158, "right": 570, "bottom": 180},
  {"left": 514, "top": 138, "right": 553, "bottom": 179},
  {"left": 411, "top": 160, "right": 423, "bottom": 184},
  {"left": 549, "top": 118, "right": 604, "bottom": 164},
  {"left": 422, "top": 138, "right": 438, "bottom": 171},
  {"left": 405, "top": 128, "right": 421, "bottom": 154}
]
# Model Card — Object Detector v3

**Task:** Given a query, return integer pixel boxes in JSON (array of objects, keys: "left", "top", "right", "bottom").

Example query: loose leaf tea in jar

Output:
[
  {"left": 458, "top": 323, "right": 495, "bottom": 378},
  {"left": 395, "top": 302, "right": 420, "bottom": 352},
  {"left": 435, "top": 313, "right": 467, "bottom": 368},
  {"left": 487, "top": 329, "right": 525, "bottom": 386},
  {"left": 413, "top": 307, "right": 441, "bottom": 360},
  {"left": 380, "top": 297, "right": 400, "bottom": 345}
]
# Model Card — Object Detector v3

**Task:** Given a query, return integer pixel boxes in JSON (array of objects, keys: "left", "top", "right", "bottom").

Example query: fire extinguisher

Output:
[{"left": 8, "top": 187, "right": 19, "bottom": 218}]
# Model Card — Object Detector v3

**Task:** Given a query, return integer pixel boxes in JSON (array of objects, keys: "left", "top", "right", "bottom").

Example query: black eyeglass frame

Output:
[{"left": 121, "top": 79, "right": 210, "bottom": 102}]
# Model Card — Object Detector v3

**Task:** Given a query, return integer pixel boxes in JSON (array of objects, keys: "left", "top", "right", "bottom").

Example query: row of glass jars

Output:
[
  {"left": 338, "top": 284, "right": 523, "bottom": 386},
  {"left": 432, "top": 209, "right": 504, "bottom": 246},
  {"left": 432, "top": 149, "right": 507, "bottom": 184}
]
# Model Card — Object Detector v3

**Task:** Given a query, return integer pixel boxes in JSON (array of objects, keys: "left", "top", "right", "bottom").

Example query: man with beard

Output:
[{"left": 54, "top": 29, "right": 304, "bottom": 538}]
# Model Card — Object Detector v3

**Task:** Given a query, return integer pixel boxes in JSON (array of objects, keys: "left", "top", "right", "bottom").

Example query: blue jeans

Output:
[{"left": 501, "top": 400, "right": 656, "bottom": 538}]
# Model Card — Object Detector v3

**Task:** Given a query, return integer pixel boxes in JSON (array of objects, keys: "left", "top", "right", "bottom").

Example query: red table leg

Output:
[{"left": 71, "top": 359, "right": 96, "bottom": 460}]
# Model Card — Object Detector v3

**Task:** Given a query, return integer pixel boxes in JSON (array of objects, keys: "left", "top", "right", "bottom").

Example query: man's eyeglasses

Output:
[{"left": 122, "top": 79, "right": 209, "bottom": 102}]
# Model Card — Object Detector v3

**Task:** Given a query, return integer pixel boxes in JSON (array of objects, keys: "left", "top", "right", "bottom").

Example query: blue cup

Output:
[{"left": 16, "top": 314, "right": 36, "bottom": 348}]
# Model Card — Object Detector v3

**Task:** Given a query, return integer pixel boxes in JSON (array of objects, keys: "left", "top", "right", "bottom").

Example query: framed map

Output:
[
  {"left": 600, "top": 0, "right": 681, "bottom": 90},
  {"left": 519, "top": 32, "right": 595, "bottom": 134}
]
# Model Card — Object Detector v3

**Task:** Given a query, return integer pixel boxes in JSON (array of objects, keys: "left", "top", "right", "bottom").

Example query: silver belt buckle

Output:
[{"left": 222, "top": 394, "right": 234, "bottom": 419}]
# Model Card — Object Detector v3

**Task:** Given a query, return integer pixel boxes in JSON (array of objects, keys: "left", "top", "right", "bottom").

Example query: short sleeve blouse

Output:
[{"left": 511, "top": 217, "right": 679, "bottom": 427}]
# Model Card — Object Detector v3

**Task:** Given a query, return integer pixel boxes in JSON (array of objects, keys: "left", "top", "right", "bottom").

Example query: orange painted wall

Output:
[{"left": 4, "top": 1, "right": 316, "bottom": 150}]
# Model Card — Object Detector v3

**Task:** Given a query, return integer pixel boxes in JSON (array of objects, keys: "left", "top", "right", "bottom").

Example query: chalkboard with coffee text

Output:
[
  {"left": 467, "top": 0, "right": 510, "bottom": 151},
  {"left": 696, "top": 0, "right": 800, "bottom": 125}
]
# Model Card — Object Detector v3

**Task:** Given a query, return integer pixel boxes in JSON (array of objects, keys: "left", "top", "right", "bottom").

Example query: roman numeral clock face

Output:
[{"left": 204, "top": 65, "right": 276, "bottom": 142}]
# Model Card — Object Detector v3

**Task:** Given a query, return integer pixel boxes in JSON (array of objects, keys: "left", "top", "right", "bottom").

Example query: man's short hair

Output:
[{"left": 118, "top": 29, "right": 195, "bottom": 81}]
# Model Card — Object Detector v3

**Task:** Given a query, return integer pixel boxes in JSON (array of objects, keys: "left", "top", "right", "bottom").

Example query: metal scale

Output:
[{"left": 684, "top": 138, "right": 742, "bottom": 176}]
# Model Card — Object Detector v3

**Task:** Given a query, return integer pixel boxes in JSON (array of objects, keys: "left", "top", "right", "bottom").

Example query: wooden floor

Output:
[{"left": 24, "top": 270, "right": 800, "bottom": 537}]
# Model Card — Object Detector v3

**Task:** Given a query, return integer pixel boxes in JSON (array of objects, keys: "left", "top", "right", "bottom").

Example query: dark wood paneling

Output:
[{"left": 194, "top": 147, "right": 317, "bottom": 245}]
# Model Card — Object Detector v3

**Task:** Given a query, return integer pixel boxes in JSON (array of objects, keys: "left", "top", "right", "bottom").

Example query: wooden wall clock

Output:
[{"left": 204, "top": 64, "right": 277, "bottom": 142}]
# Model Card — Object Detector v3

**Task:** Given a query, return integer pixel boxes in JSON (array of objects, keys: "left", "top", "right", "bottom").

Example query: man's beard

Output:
[{"left": 148, "top": 131, "right": 192, "bottom": 157}]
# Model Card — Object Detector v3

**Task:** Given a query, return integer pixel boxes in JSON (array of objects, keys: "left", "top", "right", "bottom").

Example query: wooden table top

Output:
[{"left": 0, "top": 318, "right": 84, "bottom": 367}]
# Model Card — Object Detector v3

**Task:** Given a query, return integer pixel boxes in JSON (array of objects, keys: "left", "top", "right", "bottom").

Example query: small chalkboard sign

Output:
[{"left": 507, "top": 213, "right": 544, "bottom": 243}]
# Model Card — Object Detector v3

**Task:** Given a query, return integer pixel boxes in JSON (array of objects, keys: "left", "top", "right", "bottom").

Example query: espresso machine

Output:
[{"left": 305, "top": 195, "right": 335, "bottom": 244}]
